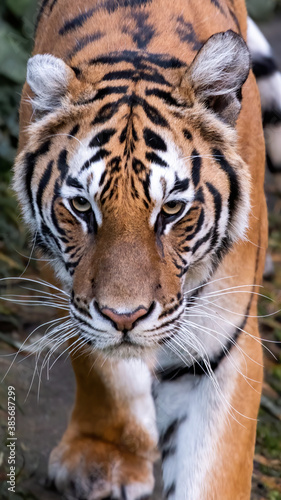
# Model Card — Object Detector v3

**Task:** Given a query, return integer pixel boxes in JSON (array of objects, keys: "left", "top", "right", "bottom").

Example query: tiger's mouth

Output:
[
  {"left": 73, "top": 315, "right": 178, "bottom": 358},
  {"left": 69, "top": 295, "right": 186, "bottom": 353}
]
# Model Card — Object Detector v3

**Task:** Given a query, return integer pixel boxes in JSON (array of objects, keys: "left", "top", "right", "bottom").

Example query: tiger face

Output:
[{"left": 15, "top": 31, "right": 251, "bottom": 356}]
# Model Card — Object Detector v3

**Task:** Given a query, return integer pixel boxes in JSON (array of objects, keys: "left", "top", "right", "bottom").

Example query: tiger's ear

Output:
[
  {"left": 183, "top": 30, "right": 250, "bottom": 126},
  {"left": 27, "top": 54, "right": 75, "bottom": 113}
]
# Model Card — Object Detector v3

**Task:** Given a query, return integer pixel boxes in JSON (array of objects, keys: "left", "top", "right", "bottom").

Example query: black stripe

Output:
[
  {"left": 103, "top": 69, "right": 171, "bottom": 86},
  {"left": 102, "top": 69, "right": 143, "bottom": 80},
  {"left": 146, "top": 151, "right": 168, "bottom": 167},
  {"left": 142, "top": 173, "right": 151, "bottom": 203},
  {"left": 89, "top": 50, "right": 184, "bottom": 70},
  {"left": 210, "top": 0, "right": 225, "bottom": 15},
  {"left": 76, "top": 86, "right": 128, "bottom": 106},
  {"left": 67, "top": 31, "right": 104, "bottom": 59},
  {"left": 35, "top": 232, "right": 54, "bottom": 257},
  {"left": 183, "top": 208, "right": 205, "bottom": 245},
  {"left": 36, "top": 160, "right": 53, "bottom": 218},
  {"left": 60, "top": 0, "right": 153, "bottom": 35},
  {"left": 92, "top": 97, "right": 127, "bottom": 125},
  {"left": 65, "top": 256, "right": 81, "bottom": 270},
  {"left": 57, "top": 149, "right": 69, "bottom": 181},
  {"left": 71, "top": 311, "right": 103, "bottom": 332},
  {"left": 159, "top": 300, "right": 182, "bottom": 319},
  {"left": 252, "top": 56, "right": 278, "bottom": 79},
  {"left": 145, "top": 88, "right": 183, "bottom": 107},
  {"left": 176, "top": 15, "right": 203, "bottom": 50},
  {"left": 191, "top": 150, "right": 201, "bottom": 187},
  {"left": 108, "top": 156, "right": 122, "bottom": 173},
  {"left": 89, "top": 128, "right": 116, "bottom": 148},
  {"left": 39, "top": 222, "right": 61, "bottom": 252},
  {"left": 59, "top": 8, "right": 96, "bottom": 36},
  {"left": 162, "top": 446, "right": 177, "bottom": 461},
  {"left": 90, "top": 92, "right": 169, "bottom": 128},
  {"left": 131, "top": 175, "right": 140, "bottom": 200},
  {"left": 170, "top": 177, "right": 190, "bottom": 194},
  {"left": 159, "top": 416, "right": 187, "bottom": 447},
  {"left": 195, "top": 186, "right": 205, "bottom": 204},
  {"left": 35, "top": 0, "right": 51, "bottom": 31},
  {"left": 192, "top": 227, "right": 212, "bottom": 254},
  {"left": 206, "top": 181, "right": 222, "bottom": 247},
  {"left": 212, "top": 149, "right": 239, "bottom": 223},
  {"left": 229, "top": 9, "right": 241, "bottom": 33},
  {"left": 69, "top": 124, "right": 80, "bottom": 137},
  {"left": 132, "top": 158, "right": 146, "bottom": 174},
  {"left": 24, "top": 140, "right": 51, "bottom": 217},
  {"left": 183, "top": 129, "right": 192, "bottom": 140},
  {"left": 64, "top": 245, "right": 77, "bottom": 254},
  {"left": 49, "top": 0, "right": 58, "bottom": 12},
  {"left": 140, "top": 97, "right": 169, "bottom": 127},
  {"left": 100, "top": 177, "right": 114, "bottom": 202},
  {"left": 66, "top": 176, "right": 84, "bottom": 190},
  {"left": 128, "top": 10, "right": 155, "bottom": 49},
  {"left": 164, "top": 482, "right": 176, "bottom": 498},
  {"left": 143, "top": 128, "right": 167, "bottom": 151},
  {"left": 81, "top": 149, "right": 110, "bottom": 171},
  {"left": 71, "top": 66, "right": 82, "bottom": 78},
  {"left": 51, "top": 203, "right": 67, "bottom": 237}
]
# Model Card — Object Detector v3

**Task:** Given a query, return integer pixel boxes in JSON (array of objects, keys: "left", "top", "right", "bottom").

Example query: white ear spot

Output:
[
  {"left": 185, "top": 30, "right": 251, "bottom": 125},
  {"left": 27, "top": 54, "right": 73, "bottom": 113}
]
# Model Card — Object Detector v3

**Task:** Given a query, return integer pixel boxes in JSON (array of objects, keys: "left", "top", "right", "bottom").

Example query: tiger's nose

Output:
[{"left": 98, "top": 304, "right": 152, "bottom": 331}]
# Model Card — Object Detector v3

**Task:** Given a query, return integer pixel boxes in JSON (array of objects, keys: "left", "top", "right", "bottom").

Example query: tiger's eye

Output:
[
  {"left": 162, "top": 201, "right": 184, "bottom": 216},
  {"left": 71, "top": 197, "right": 91, "bottom": 213}
]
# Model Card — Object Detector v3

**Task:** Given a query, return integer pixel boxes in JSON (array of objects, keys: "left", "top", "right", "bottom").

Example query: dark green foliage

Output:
[
  {"left": 247, "top": 0, "right": 281, "bottom": 20},
  {"left": 0, "top": 0, "right": 37, "bottom": 278},
  {"left": 0, "top": 0, "right": 37, "bottom": 170}
]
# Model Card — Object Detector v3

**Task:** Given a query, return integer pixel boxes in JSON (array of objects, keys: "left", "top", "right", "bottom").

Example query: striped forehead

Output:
[{"left": 63, "top": 129, "right": 192, "bottom": 181}]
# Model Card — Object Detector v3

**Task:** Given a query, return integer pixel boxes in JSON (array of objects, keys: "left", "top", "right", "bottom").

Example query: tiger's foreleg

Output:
[
  {"left": 48, "top": 350, "right": 158, "bottom": 500},
  {"left": 154, "top": 320, "right": 263, "bottom": 500}
]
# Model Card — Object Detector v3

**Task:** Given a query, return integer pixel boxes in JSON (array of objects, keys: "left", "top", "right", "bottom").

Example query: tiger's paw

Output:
[{"left": 48, "top": 436, "right": 154, "bottom": 500}]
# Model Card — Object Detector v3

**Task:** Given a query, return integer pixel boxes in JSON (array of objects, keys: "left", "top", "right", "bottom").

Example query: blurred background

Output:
[{"left": 0, "top": 1, "right": 280, "bottom": 499}]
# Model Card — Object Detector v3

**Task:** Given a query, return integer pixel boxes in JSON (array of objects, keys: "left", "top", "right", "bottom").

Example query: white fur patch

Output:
[
  {"left": 247, "top": 17, "right": 271, "bottom": 58},
  {"left": 27, "top": 54, "right": 72, "bottom": 112},
  {"left": 155, "top": 347, "right": 242, "bottom": 499}
]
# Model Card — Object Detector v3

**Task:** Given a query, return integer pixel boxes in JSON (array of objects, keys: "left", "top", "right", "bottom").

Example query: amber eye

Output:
[
  {"left": 71, "top": 197, "right": 91, "bottom": 213},
  {"left": 161, "top": 201, "right": 184, "bottom": 217}
]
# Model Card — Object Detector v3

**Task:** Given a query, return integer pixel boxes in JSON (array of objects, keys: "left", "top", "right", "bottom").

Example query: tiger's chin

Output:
[
  {"left": 77, "top": 330, "right": 159, "bottom": 360},
  {"left": 102, "top": 342, "right": 153, "bottom": 360}
]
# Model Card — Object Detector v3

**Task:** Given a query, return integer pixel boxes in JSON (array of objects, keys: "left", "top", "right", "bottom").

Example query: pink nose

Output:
[{"left": 100, "top": 306, "right": 149, "bottom": 331}]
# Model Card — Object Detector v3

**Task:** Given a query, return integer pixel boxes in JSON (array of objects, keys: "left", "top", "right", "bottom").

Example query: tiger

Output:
[{"left": 13, "top": 0, "right": 275, "bottom": 498}]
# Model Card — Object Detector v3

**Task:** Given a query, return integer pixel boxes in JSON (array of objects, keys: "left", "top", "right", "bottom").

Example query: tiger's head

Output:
[{"left": 14, "top": 30, "right": 251, "bottom": 357}]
